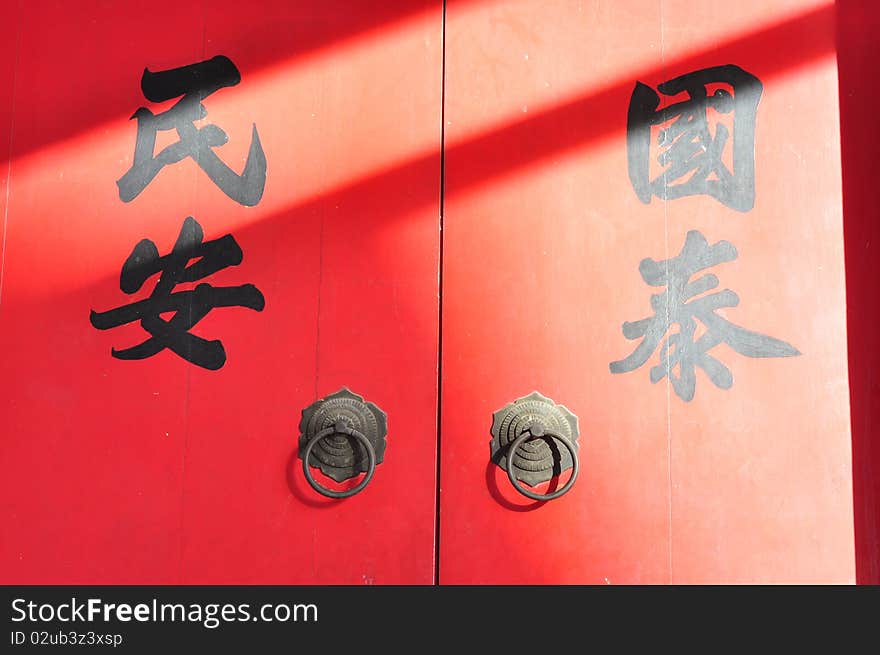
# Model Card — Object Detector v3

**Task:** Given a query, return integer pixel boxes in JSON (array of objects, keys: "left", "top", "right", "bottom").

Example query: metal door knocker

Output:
[
  {"left": 490, "top": 391, "right": 580, "bottom": 501},
  {"left": 298, "top": 388, "right": 387, "bottom": 499}
]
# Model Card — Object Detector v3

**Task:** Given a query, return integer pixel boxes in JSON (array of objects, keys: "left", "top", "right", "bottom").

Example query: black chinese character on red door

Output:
[
  {"left": 90, "top": 217, "right": 265, "bottom": 370},
  {"left": 609, "top": 230, "right": 799, "bottom": 401},
  {"left": 117, "top": 55, "right": 267, "bottom": 206},
  {"left": 627, "top": 65, "right": 762, "bottom": 212}
]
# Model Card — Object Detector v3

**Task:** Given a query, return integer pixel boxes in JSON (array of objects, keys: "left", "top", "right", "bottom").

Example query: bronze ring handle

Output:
[
  {"left": 506, "top": 425, "right": 579, "bottom": 501},
  {"left": 301, "top": 420, "right": 377, "bottom": 499}
]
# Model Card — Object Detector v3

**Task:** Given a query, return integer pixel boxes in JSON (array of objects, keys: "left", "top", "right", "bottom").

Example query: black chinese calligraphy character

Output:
[
  {"left": 609, "top": 230, "right": 799, "bottom": 401},
  {"left": 117, "top": 55, "right": 266, "bottom": 206},
  {"left": 627, "top": 65, "right": 762, "bottom": 212},
  {"left": 90, "top": 216, "right": 265, "bottom": 370}
]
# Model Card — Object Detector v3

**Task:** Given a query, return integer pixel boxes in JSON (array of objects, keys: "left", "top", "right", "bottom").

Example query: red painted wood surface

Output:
[
  {"left": 0, "top": 0, "right": 442, "bottom": 584},
  {"left": 0, "top": 0, "right": 873, "bottom": 585},
  {"left": 440, "top": 0, "right": 855, "bottom": 583}
]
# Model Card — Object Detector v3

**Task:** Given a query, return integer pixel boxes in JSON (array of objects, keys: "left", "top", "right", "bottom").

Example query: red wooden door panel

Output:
[
  {"left": 439, "top": 0, "right": 854, "bottom": 584},
  {"left": 0, "top": 0, "right": 442, "bottom": 584}
]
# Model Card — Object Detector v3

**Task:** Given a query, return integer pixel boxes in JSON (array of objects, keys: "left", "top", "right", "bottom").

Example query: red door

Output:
[
  {"left": 0, "top": 1, "right": 863, "bottom": 586},
  {"left": 0, "top": 0, "right": 443, "bottom": 584},
  {"left": 439, "top": 0, "right": 855, "bottom": 584}
]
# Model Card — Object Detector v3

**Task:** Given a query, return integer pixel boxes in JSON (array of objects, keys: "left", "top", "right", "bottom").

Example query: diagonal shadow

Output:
[
  {"left": 443, "top": 3, "right": 833, "bottom": 191},
  {"left": 8, "top": 0, "right": 834, "bottom": 305},
  {"left": 1, "top": 0, "right": 471, "bottom": 163},
  {"left": 218, "top": 3, "right": 836, "bottom": 251}
]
